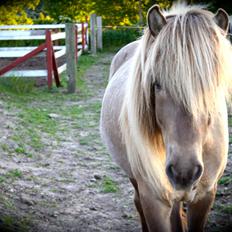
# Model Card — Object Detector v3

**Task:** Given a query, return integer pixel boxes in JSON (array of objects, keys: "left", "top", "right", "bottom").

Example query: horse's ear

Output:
[
  {"left": 213, "top": 8, "right": 229, "bottom": 33},
  {"left": 147, "top": 5, "right": 167, "bottom": 37}
]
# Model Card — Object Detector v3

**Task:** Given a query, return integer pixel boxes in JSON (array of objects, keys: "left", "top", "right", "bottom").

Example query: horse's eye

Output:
[{"left": 154, "top": 81, "right": 162, "bottom": 90}]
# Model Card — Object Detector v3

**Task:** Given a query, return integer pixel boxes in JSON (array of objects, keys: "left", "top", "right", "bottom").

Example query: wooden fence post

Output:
[
  {"left": 90, "top": 14, "right": 97, "bottom": 54},
  {"left": 74, "top": 25, "right": 78, "bottom": 62},
  {"left": 46, "top": 30, "right": 53, "bottom": 89},
  {"left": 97, "top": 16, "right": 102, "bottom": 50},
  {"left": 65, "top": 23, "right": 77, "bottom": 93},
  {"left": 81, "top": 23, "right": 85, "bottom": 51}
]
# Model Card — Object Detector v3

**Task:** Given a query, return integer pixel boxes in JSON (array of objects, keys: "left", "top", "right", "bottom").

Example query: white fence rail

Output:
[{"left": 0, "top": 23, "right": 88, "bottom": 88}]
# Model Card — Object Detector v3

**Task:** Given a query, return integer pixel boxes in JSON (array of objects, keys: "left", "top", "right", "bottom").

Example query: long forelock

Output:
[{"left": 146, "top": 7, "right": 232, "bottom": 116}]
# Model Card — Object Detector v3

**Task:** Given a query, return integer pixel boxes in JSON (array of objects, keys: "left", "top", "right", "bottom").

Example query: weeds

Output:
[
  {"left": 218, "top": 176, "right": 232, "bottom": 185},
  {"left": 0, "top": 214, "right": 31, "bottom": 232},
  {"left": 220, "top": 204, "right": 232, "bottom": 214},
  {"left": 0, "top": 76, "right": 35, "bottom": 94},
  {"left": 103, "top": 28, "right": 142, "bottom": 51},
  {"left": 0, "top": 169, "right": 23, "bottom": 184},
  {"left": 101, "top": 176, "right": 119, "bottom": 193}
]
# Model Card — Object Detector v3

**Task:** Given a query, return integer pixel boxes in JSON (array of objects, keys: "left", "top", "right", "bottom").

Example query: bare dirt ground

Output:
[{"left": 0, "top": 52, "right": 231, "bottom": 232}]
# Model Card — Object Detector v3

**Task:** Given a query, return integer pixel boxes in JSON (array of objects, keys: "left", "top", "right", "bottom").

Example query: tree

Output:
[
  {"left": 2, "top": 0, "right": 229, "bottom": 27},
  {"left": 0, "top": 0, "right": 40, "bottom": 25},
  {"left": 43, "top": 0, "right": 172, "bottom": 26},
  {"left": 43, "top": 0, "right": 94, "bottom": 22},
  {"left": 190, "top": 0, "right": 232, "bottom": 14}
]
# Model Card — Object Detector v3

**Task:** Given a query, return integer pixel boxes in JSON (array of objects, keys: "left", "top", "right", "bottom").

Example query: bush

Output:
[{"left": 102, "top": 27, "right": 143, "bottom": 50}]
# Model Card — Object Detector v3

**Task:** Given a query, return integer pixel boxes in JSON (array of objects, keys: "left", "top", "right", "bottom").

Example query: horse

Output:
[{"left": 100, "top": 3, "right": 232, "bottom": 232}]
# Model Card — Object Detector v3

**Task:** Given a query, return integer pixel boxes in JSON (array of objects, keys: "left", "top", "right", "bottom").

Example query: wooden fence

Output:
[
  {"left": 90, "top": 15, "right": 102, "bottom": 54},
  {"left": 0, "top": 23, "right": 88, "bottom": 89}
]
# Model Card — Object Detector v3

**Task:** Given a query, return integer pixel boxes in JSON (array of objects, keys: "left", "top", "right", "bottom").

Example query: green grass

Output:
[
  {"left": 19, "top": 108, "right": 58, "bottom": 135},
  {"left": 0, "top": 214, "right": 31, "bottom": 232},
  {"left": 79, "top": 136, "right": 90, "bottom": 145},
  {"left": 87, "top": 175, "right": 120, "bottom": 193},
  {"left": 0, "top": 195, "right": 16, "bottom": 210},
  {"left": 0, "top": 76, "right": 35, "bottom": 94},
  {"left": 89, "top": 101, "right": 102, "bottom": 113},
  {"left": 1, "top": 215, "right": 15, "bottom": 228},
  {"left": 1, "top": 144, "right": 10, "bottom": 152},
  {"left": 0, "top": 169, "right": 23, "bottom": 184},
  {"left": 0, "top": 52, "right": 104, "bottom": 158},
  {"left": 76, "top": 53, "right": 99, "bottom": 96},
  {"left": 6, "top": 169, "right": 23, "bottom": 179},
  {"left": 228, "top": 116, "right": 232, "bottom": 127},
  {"left": 15, "top": 146, "right": 26, "bottom": 154},
  {"left": 220, "top": 204, "right": 232, "bottom": 214},
  {"left": 101, "top": 176, "right": 119, "bottom": 193},
  {"left": 61, "top": 104, "right": 85, "bottom": 119},
  {"left": 9, "top": 108, "right": 58, "bottom": 153},
  {"left": 229, "top": 136, "right": 232, "bottom": 144},
  {"left": 218, "top": 176, "right": 232, "bottom": 185},
  {"left": 0, "top": 176, "right": 6, "bottom": 183}
]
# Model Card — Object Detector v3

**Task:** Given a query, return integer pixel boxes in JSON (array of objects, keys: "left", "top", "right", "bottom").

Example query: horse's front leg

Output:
[
  {"left": 170, "top": 201, "right": 187, "bottom": 232},
  {"left": 130, "top": 178, "right": 149, "bottom": 232},
  {"left": 187, "top": 186, "right": 217, "bottom": 232},
  {"left": 137, "top": 179, "right": 173, "bottom": 232}
]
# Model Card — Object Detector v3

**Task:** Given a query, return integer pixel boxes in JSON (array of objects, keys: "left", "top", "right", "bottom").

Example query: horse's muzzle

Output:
[{"left": 166, "top": 163, "right": 203, "bottom": 190}]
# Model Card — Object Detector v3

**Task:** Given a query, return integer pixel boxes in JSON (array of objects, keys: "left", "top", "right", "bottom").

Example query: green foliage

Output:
[
  {"left": 220, "top": 204, "right": 232, "bottom": 214},
  {"left": 229, "top": 136, "right": 232, "bottom": 145},
  {"left": 0, "top": 214, "right": 31, "bottom": 232},
  {"left": 0, "top": 215, "right": 15, "bottom": 228},
  {"left": 0, "top": 0, "right": 40, "bottom": 25},
  {"left": 77, "top": 53, "right": 97, "bottom": 76},
  {"left": 15, "top": 146, "right": 26, "bottom": 154},
  {"left": 0, "top": 0, "right": 173, "bottom": 26},
  {"left": 0, "top": 77, "right": 35, "bottom": 94},
  {"left": 101, "top": 176, "right": 119, "bottom": 193},
  {"left": 228, "top": 116, "right": 232, "bottom": 127},
  {"left": 0, "top": 169, "right": 23, "bottom": 184},
  {"left": 103, "top": 28, "right": 142, "bottom": 50},
  {"left": 0, "top": 39, "right": 44, "bottom": 48},
  {"left": 7, "top": 169, "right": 23, "bottom": 179},
  {"left": 155, "top": 0, "right": 173, "bottom": 9},
  {"left": 43, "top": 0, "right": 93, "bottom": 23},
  {"left": 218, "top": 176, "right": 232, "bottom": 185},
  {"left": 33, "top": 12, "right": 54, "bottom": 24},
  {"left": 1, "top": 0, "right": 232, "bottom": 27},
  {"left": 93, "top": 0, "right": 143, "bottom": 26},
  {"left": 19, "top": 108, "right": 58, "bottom": 135},
  {"left": 76, "top": 53, "right": 98, "bottom": 95}
]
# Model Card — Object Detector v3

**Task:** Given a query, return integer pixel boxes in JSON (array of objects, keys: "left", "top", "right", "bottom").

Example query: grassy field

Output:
[{"left": 0, "top": 52, "right": 103, "bottom": 161}]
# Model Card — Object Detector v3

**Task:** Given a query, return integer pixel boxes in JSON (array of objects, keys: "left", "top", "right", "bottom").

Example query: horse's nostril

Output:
[
  {"left": 166, "top": 164, "right": 176, "bottom": 181},
  {"left": 192, "top": 164, "right": 203, "bottom": 181}
]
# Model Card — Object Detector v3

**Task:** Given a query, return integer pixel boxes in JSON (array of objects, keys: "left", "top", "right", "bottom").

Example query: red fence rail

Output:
[{"left": 0, "top": 23, "right": 88, "bottom": 88}]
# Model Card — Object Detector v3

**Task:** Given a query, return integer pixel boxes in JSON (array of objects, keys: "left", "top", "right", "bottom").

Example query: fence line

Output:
[
  {"left": 101, "top": 25, "right": 145, "bottom": 29},
  {"left": 0, "top": 23, "right": 88, "bottom": 89},
  {"left": 0, "top": 23, "right": 88, "bottom": 30}
]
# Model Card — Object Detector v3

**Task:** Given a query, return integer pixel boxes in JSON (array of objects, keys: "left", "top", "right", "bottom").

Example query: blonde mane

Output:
[{"left": 120, "top": 4, "right": 232, "bottom": 201}]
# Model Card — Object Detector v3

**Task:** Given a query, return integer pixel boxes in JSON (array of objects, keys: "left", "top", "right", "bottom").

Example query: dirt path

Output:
[
  {"left": 0, "top": 53, "right": 140, "bottom": 232},
  {"left": 0, "top": 52, "right": 231, "bottom": 232}
]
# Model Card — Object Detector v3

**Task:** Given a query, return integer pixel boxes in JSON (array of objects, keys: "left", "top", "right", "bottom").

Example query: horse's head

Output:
[
  {"left": 146, "top": 5, "right": 230, "bottom": 191},
  {"left": 154, "top": 84, "right": 207, "bottom": 190}
]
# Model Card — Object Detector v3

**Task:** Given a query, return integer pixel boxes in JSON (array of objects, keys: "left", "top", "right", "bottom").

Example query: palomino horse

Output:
[{"left": 100, "top": 3, "right": 232, "bottom": 232}]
